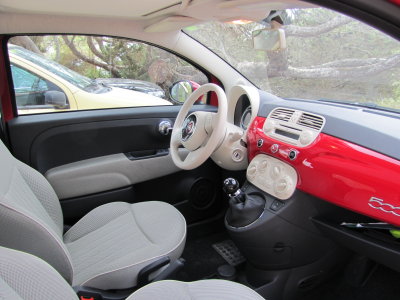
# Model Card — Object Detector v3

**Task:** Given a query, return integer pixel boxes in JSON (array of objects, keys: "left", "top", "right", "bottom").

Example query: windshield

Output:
[
  {"left": 8, "top": 45, "right": 94, "bottom": 90},
  {"left": 184, "top": 8, "right": 400, "bottom": 110}
]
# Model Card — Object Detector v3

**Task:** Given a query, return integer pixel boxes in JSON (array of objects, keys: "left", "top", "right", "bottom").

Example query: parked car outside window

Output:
[{"left": 8, "top": 36, "right": 208, "bottom": 115}]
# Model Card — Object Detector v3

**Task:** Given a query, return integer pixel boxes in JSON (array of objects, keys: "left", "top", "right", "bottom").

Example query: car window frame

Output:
[{"left": 5, "top": 34, "right": 218, "bottom": 117}]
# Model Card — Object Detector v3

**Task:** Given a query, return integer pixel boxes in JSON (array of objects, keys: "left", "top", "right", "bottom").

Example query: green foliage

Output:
[{"left": 25, "top": 35, "right": 207, "bottom": 97}]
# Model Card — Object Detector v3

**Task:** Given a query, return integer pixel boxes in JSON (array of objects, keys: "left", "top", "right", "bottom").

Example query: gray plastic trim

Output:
[{"left": 45, "top": 149, "right": 188, "bottom": 199}]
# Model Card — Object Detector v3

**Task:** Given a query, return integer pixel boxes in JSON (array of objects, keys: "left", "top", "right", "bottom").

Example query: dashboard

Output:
[{"left": 228, "top": 86, "right": 400, "bottom": 226}]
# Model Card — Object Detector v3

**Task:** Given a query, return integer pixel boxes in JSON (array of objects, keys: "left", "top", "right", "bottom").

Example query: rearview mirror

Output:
[{"left": 252, "top": 28, "right": 286, "bottom": 51}]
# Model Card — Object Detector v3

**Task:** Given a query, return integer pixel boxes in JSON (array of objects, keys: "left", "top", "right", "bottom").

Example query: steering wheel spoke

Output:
[
  {"left": 171, "top": 127, "right": 183, "bottom": 148},
  {"left": 204, "top": 112, "right": 217, "bottom": 135},
  {"left": 183, "top": 147, "right": 202, "bottom": 165}
]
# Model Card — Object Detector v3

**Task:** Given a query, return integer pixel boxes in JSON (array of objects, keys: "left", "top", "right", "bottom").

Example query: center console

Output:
[{"left": 223, "top": 157, "right": 349, "bottom": 299}]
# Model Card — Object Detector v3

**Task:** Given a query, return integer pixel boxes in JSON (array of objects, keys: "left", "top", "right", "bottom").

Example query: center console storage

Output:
[{"left": 313, "top": 218, "right": 400, "bottom": 272}]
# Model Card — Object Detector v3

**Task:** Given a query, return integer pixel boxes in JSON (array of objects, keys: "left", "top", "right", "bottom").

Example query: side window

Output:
[{"left": 8, "top": 35, "right": 208, "bottom": 115}]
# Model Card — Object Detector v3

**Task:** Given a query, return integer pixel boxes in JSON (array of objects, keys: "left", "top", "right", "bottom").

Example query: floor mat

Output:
[
  {"left": 175, "top": 231, "right": 228, "bottom": 281},
  {"left": 212, "top": 240, "right": 246, "bottom": 266}
]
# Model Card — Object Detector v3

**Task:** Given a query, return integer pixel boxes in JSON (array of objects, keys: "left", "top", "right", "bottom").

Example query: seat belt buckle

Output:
[
  {"left": 80, "top": 297, "right": 95, "bottom": 300},
  {"left": 78, "top": 292, "right": 103, "bottom": 300}
]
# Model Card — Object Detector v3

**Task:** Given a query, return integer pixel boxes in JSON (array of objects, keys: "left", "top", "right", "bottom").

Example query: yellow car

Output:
[{"left": 9, "top": 45, "right": 171, "bottom": 115}]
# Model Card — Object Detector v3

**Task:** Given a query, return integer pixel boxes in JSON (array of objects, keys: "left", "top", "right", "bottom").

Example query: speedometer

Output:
[{"left": 240, "top": 106, "right": 252, "bottom": 130}]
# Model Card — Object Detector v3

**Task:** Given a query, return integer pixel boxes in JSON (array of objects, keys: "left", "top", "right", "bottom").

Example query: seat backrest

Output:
[
  {"left": 0, "top": 140, "right": 73, "bottom": 283},
  {"left": 0, "top": 246, "right": 78, "bottom": 300}
]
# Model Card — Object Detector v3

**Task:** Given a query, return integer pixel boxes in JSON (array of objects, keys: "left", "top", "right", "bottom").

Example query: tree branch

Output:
[
  {"left": 9, "top": 36, "right": 42, "bottom": 55},
  {"left": 86, "top": 37, "right": 107, "bottom": 62},
  {"left": 94, "top": 37, "right": 107, "bottom": 53},
  {"left": 285, "top": 15, "right": 352, "bottom": 37},
  {"left": 307, "top": 57, "right": 388, "bottom": 69},
  {"left": 62, "top": 36, "right": 121, "bottom": 77},
  {"left": 239, "top": 54, "right": 400, "bottom": 79},
  {"left": 284, "top": 54, "right": 400, "bottom": 78}
]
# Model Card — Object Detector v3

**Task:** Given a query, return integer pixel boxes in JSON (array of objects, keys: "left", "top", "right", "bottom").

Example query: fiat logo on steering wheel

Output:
[
  {"left": 186, "top": 121, "right": 194, "bottom": 134},
  {"left": 182, "top": 114, "right": 197, "bottom": 141}
]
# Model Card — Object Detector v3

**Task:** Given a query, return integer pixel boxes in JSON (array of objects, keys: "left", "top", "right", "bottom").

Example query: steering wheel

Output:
[{"left": 170, "top": 83, "right": 227, "bottom": 170}]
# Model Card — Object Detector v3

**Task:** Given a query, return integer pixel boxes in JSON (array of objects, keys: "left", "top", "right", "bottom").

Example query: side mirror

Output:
[
  {"left": 169, "top": 80, "right": 202, "bottom": 104},
  {"left": 44, "top": 91, "right": 69, "bottom": 109},
  {"left": 252, "top": 28, "right": 286, "bottom": 51},
  {"left": 169, "top": 80, "right": 207, "bottom": 104}
]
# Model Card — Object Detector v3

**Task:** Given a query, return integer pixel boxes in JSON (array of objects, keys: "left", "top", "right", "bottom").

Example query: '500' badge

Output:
[{"left": 368, "top": 197, "right": 400, "bottom": 217}]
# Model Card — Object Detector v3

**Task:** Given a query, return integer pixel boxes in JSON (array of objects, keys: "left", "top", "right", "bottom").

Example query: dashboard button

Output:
[
  {"left": 275, "top": 178, "right": 288, "bottom": 193},
  {"left": 288, "top": 150, "right": 298, "bottom": 160},
  {"left": 247, "top": 165, "right": 257, "bottom": 180},
  {"left": 271, "top": 165, "right": 281, "bottom": 178},
  {"left": 271, "top": 144, "right": 279, "bottom": 153},
  {"left": 270, "top": 200, "right": 285, "bottom": 211},
  {"left": 260, "top": 160, "right": 268, "bottom": 170}
]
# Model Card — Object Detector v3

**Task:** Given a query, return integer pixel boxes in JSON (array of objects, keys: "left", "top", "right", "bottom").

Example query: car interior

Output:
[{"left": 0, "top": 0, "right": 400, "bottom": 299}]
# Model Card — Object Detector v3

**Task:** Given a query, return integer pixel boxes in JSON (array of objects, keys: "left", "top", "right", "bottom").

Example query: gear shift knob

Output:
[{"left": 223, "top": 178, "right": 240, "bottom": 196}]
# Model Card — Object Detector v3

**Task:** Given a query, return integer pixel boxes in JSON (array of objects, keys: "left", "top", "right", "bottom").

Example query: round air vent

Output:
[{"left": 189, "top": 178, "right": 216, "bottom": 210}]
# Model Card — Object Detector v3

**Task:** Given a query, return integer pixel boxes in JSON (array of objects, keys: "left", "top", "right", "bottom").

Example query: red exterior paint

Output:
[
  {"left": 389, "top": 0, "right": 400, "bottom": 5},
  {"left": 209, "top": 75, "right": 222, "bottom": 107},
  {"left": 0, "top": 37, "right": 15, "bottom": 121},
  {"left": 248, "top": 116, "right": 400, "bottom": 226}
]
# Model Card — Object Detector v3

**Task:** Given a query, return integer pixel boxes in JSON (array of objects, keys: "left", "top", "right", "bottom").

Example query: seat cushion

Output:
[
  {"left": 127, "top": 279, "right": 265, "bottom": 300},
  {"left": 64, "top": 201, "right": 186, "bottom": 289}
]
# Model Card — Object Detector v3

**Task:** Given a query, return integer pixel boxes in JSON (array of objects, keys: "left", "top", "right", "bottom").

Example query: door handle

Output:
[
  {"left": 159, "top": 120, "right": 173, "bottom": 135},
  {"left": 125, "top": 149, "right": 169, "bottom": 161}
]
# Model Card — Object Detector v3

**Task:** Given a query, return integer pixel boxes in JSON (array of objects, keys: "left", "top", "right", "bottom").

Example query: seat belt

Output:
[{"left": 0, "top": 96, "right": 9, "bottom": 145}]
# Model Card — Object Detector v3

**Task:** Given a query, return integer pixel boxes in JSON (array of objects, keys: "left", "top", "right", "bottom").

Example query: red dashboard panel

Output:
[{"left": 248, "top": 116, "right": 400, "bottom": 226}]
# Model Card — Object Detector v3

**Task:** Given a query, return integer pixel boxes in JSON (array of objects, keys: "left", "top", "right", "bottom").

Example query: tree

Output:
[
  {"left": 62, "top": 36, "right": 122, "bottom": 77},
  {"left": 240, "top": 14, "right": 400, "bottom": 80},
  {"left": 186, "top": 8, "right": 400, "bottom": 107},
  {"left": 9, "top": 36, "right": 42, "bottom": 55}
]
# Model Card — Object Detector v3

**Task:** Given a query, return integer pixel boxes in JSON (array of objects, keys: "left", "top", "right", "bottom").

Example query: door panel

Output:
[
  {"left": 61, "top": 159, "right": 223, "bottom": 225},
  {"left": 7, "top": 105, "right": 215, "bottom": 172},
  {"left": 7, "top": 105, "right": 223, "bottom": 225},
  {"left": 45, "top": 150, "right": 185, "bottom": 199}
]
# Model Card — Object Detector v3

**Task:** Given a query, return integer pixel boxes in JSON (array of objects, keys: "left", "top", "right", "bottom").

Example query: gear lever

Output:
[
  {"left": 223, "top": 178, "right": 245, "bottom": 203},
  {"left": 223, "top": 177, "right": 265, "bottom": 228},
  {"left": 223, "top": 178, "right": 242, "bottom": 197}
]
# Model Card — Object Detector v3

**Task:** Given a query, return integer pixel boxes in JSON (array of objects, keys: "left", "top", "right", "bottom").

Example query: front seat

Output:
[
  {"left": 0, "top": 246, "right": 265, "bottom": 300},
  {"left": 0, "top": 139, "right": 186, "bottom": 290}
]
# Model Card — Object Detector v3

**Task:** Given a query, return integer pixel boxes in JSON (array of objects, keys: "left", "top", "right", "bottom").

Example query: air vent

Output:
[
  {"left": 270, "top": 108, "right": 295, "bottom": 122},
  {"left": 297, "top": 113, "right": 324, "bottom": 130}
]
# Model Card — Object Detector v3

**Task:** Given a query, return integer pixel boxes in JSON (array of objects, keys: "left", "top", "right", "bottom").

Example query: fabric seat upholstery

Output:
[
  {"left": 129, "top": 279, "right": 265, "bottom": 300},
  {"left": 65, "top": 201, "right": 186, "bottom": 289},
  {"left": 0, "top": 140, "right": 186, "bottom": 289},
  {"left": 0, "top": 246, "right": 265, "bottom": 300}
]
